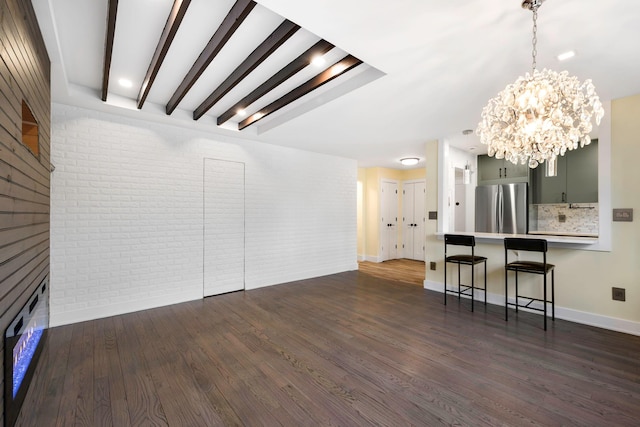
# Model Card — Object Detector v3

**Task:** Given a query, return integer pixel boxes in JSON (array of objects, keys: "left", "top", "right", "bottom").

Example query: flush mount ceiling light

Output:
[
  {"left": 400, "top": 157, "right": 420, "bottom": 166},
  {"left": 477, "top": 0, "right": 604, "bottom": 169}
]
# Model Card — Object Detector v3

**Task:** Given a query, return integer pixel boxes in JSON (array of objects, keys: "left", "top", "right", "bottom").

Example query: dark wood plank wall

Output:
[{"left": 0, "top": 0, "right": 51, "bottom": 424}]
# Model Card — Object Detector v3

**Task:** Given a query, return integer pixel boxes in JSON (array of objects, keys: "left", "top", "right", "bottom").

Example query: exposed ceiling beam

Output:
[
  {"left": 137, "top": 0, "right": 192, "bottom": 109},
  {"left": 217, "top": 39, "right": 334, "bottom": 126},
  {"left": 238, "top": 55, "right": 363, "bottom": 130},
  {"left": 193, "top": 20, "right": 300, "bottom": 121},
  {"left": 165, "top": 0, "right": 256, "bottom": 115},
  {"left": 101, "top": 0, "right": 118, "bottom": 102}
]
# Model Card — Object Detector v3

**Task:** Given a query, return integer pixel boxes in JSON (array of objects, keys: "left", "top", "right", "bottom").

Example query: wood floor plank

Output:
[
  {"left": 17, "top": 271, "right": 640, "bottom": 426},
  {"left": 113, "top": 315, "right": 168, "bottom": 426},
  {"left": 73, "top": 321, "right": 95, "bottom": 425},
  {"left": 102, "top": 316, "right": 131, "bottom": 427}
]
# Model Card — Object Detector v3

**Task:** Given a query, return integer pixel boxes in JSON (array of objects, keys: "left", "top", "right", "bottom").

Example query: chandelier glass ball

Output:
[{"left": 476, "top": 0, "right": 605, "bottom": 169}]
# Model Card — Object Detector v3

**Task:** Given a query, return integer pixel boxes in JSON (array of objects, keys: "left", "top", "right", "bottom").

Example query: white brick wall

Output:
[{"left": 50, "top": 104, "right": 357, "bottom": 326}]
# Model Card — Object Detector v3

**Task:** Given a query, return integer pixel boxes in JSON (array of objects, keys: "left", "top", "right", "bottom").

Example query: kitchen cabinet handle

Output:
[
  {"left": 504, "top": 167, "right": 507, "bottom": 177},
  {"left": 499, "top": 168, "right": 502, "bottom": 178},
  {"left": 562, "top": 192, "right": 566, "bottom": 203}
]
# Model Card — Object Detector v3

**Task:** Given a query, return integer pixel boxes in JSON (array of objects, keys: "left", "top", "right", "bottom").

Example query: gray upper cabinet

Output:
[
  {"left": 531, "top": 140, "right": 598, "bottom": 204},
  {"left": 477, "top": 155, "right": 529, "bottom": 185}
]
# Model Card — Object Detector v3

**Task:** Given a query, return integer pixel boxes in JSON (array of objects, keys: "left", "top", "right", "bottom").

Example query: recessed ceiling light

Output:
[
  {"left": 332, "top": 63, "right": 346, "bottom": 74},
  {"left": 400, "top": 157, "right": 420, "bottom": 166},
  {"left": 118, "top": 78, "right": 133, "bottom": 88},
  {"left": 557, "top": 50, "right": 576, "bottom": 61},
  {"left": 311, "top": 55, "right": 326, "bottom": 67}
]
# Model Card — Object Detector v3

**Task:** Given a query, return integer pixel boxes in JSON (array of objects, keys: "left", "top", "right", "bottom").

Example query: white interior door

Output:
[
  {"left": 402, "top": 183, "right": 415, "bottom": 259},
  {"left": 380, "top": 180, "right": 398, "bottom": 261},
  {"left": 412, "top": 181, "right": 426, "bottom": 261},
  {"left": 204, "top": 159, "right": 245, "bottom": 297},
  {"left": 402, "top": 180, "right": 426, "bottom": 261}
]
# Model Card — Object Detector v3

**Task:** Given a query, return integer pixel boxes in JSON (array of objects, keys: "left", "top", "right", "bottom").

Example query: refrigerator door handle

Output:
[{"left": 498, "top": 186, "right": 504, "bottom": 233}]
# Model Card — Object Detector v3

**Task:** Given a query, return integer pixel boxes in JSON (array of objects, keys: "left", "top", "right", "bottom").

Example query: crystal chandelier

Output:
[{"left": 476, "top": 0, "right": 605, "bottom": 168}]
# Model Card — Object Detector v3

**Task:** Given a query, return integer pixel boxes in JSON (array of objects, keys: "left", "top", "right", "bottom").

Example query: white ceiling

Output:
[{"left": 33, "top": 0, "right": 640, "bottom": 168}]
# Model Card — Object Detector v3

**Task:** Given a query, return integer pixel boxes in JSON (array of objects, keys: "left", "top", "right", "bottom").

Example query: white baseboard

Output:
[
  {"left": 424, "top": 280, "right": 640, "bottom": 337},
  {"left": 360, "top": 255, "right": 382, "bottom": 263},
  {"left": 50, "top": 288, "right": 203, "bottom": 327},
  {"left": 245, "top": 262, "right": 359, "bottom": 290}
]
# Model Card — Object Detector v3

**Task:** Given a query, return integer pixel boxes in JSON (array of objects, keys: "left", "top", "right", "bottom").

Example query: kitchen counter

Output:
[
  {"left": 436, "top": 231, "right": 598, "bottom": 247},
  {"left": 528, "top": 230, "right": 598, "bottom": 238}
]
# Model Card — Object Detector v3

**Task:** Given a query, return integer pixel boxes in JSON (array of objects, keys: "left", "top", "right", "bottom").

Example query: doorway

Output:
[{"left": 203, "top": 158, "right": 245, "bottom": 297}]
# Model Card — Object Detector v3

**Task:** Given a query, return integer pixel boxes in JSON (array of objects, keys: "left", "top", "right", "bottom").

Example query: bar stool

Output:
[
  {"left": 443, "top": 234, "right": 487, "bottom": 311},
  {"left": 504, "top": 238, "right": 555, "bottom": 330}
]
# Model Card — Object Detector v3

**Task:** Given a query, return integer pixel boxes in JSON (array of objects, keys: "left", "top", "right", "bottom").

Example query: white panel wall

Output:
[{"left": 50, "top": 104, "right": 357, "bottom": 326}]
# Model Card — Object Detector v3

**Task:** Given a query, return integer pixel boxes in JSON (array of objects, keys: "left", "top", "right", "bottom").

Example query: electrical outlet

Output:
[
  {"left": 430, "top": 262, "right": 436, "bottom": 271},
  {"left": 558, "top": 213, "right": 566, "bottom": 222},
  {"left": 612, "top": 287, "right": 626, "bottom": 301}
]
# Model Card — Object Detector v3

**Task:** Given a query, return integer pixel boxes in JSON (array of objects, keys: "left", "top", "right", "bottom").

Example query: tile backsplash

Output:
[{"left": 530, "top": 203, "right": 599, "bottom": 235}]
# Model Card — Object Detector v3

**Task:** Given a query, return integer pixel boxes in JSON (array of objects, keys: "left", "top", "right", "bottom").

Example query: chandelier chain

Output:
[{"left": 531, "top": 8, "right": 537, "bottom": 73}]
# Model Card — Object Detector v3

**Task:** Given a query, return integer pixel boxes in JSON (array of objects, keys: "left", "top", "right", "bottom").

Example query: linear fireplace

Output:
[{"left": 4, "top": 277, "right": 49, "bottom": 427}]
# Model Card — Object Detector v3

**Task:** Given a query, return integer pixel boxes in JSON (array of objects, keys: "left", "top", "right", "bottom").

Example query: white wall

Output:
[{"left": 50, "top": 104, "right": 357, "bottom": 326}]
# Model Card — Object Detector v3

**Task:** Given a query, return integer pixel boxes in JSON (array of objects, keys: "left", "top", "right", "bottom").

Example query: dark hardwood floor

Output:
[
  {"left": 18, "top": 271, "right": 640, "bottom": 426},
  {"left": 358, "top": 258, "right": 425, "bottom": 286}
]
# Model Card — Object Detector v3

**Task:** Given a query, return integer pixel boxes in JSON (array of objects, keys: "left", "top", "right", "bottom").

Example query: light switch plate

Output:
[{"left": 613, "top": 208, "right": 633, "bottom": 222}]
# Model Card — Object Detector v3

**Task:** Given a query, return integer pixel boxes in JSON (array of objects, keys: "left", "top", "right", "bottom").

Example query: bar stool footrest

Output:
[{"left": 507, "top": 296, "right": 553, "bottom": 314}]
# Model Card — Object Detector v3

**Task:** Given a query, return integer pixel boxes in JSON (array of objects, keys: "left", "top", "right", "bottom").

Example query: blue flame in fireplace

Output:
[{"left": 12, "top": 326, "right": 44, "bottom": 398}]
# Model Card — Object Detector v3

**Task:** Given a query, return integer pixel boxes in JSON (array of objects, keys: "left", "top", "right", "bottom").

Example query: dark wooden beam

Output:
[
  {"left": 217, "top": 39, "right": 334, "bottom": 126},
  {"left": 238, "top": 55, "right": 362, "bottom": 130},
  {"left": 101, "top": 0, "right": 119, "bottom": 102},
  {"left": 165, "top": 0, "right": 256, "bottom": 115},
  {"left": 193, "top": 20, "right": 300, "bottom": 120},
  {"left": 137, "top": 0, "right": 192, "bottom": 109}
]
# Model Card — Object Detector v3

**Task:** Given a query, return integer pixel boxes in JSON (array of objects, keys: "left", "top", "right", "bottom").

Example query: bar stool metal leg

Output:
[
  {"left": 515, "top": 271, "right": 519, "bottom": 313},
  {"left": 552, "top": 270, "right": 555, "bottom": 320},
  {"left": 544, "top": 271, "right": 548, "bottom": 331},
  {"left": 471, "top": 261, "right": 475, "bottom": 312},
  {"left": 484, "top": 261, "right": 487, "bottom": 306},
  {"left": 505, "top": 267, "right": 508, "bottom": 321},
  {"left": 457, "top": 262, "right": 461, "bottom": 303},
  {"left": 444, "top": 261, "right": 447, "bottom": 305}
]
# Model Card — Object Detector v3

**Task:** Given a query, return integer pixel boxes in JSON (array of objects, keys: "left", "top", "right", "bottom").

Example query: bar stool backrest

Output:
[
  {"left": 504, "top": 238, "right": 548, "bottom": 253},
  {"left": 444, "top": 234, "right": 476, "bottom": 248}
]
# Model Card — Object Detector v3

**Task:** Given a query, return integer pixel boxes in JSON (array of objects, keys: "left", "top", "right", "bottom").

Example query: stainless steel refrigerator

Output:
[{"left": 475, "top": 183, "right": 527, "bottom": 234}]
